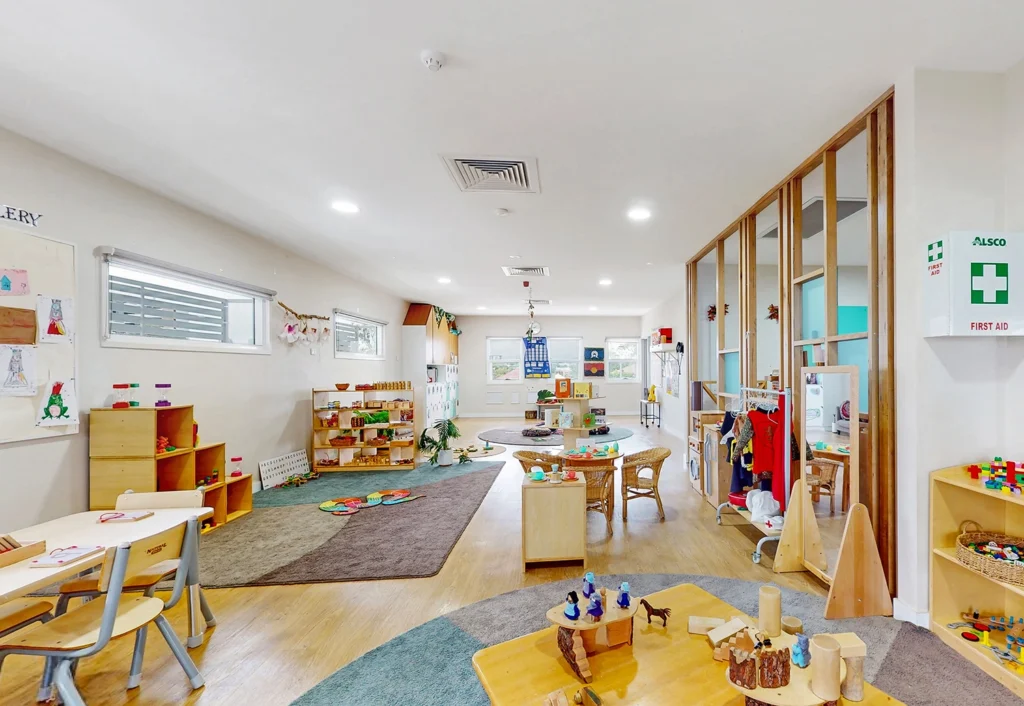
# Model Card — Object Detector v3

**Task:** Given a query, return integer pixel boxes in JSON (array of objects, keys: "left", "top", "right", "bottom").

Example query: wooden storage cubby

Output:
[
  {"left": 90, "top": 405, "right": 252, "bottom": 533},
  {"left": 930, "top": 465, "right": 1024, "bottom": 698}
]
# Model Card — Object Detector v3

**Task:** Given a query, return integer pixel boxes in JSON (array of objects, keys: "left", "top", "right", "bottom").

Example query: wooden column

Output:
[
  {"left": 717, "top": 240, "right": 726, "bottom": 407},
  {"left": 789, "top": 178, "right": 804, "bottom": 444}
]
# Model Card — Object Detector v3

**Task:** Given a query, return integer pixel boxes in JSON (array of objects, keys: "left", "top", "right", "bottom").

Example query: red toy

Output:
[{"left": 156, "top": 436, "right": 170, "bottom": 454}]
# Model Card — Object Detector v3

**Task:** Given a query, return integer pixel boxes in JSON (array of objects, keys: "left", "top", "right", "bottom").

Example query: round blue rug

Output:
[{"left": 289, "top": 573, "right": 1019, "bottom": 706}]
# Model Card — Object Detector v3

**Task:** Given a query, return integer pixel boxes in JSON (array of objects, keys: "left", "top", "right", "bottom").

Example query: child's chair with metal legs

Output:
[{"left": 0, "top": 517, "right": 205, "bottom": 705}]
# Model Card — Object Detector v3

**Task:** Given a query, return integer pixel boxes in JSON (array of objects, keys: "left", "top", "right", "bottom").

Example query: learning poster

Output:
[{"left": 523, "top": 336, "right": 550, "bottom": 378}]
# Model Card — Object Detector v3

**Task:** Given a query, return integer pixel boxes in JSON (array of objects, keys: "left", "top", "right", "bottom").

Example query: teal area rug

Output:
[
  {"left": 291, "top": 573, "right": 1020, "bottom": 706},
  {"left": 254, "top": 460, "right": 500, "bottom": 508}
]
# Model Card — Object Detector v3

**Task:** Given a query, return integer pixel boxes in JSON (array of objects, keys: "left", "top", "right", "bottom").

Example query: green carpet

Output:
[{"left": 254, "top": 460, "right": 499, "bottom": 508}]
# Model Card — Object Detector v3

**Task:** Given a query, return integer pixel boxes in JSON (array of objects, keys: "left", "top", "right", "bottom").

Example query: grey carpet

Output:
[
  {"left": 249, "top": 467, "right": 501, "bottom": 585},
  {"left": 476, "top": 427, "right": 634, "bottom": 446},
  {"left": 292, "top": 573, "right": 1020, "bottom": 706}
]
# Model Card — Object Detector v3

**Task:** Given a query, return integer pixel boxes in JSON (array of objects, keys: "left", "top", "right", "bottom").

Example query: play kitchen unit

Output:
[{"left": 689, "top": 410, "right": 724, "bottom": 496}]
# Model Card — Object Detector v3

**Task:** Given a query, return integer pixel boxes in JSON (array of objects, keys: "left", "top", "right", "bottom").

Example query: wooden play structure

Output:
[{"left": 545, "top": 585, "right": 639, "bottom": 684}]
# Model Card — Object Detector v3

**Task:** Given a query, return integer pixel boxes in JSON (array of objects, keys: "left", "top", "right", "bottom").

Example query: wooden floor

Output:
[{"left": 0, "top": 417, "right": 828, "bottom": 705}]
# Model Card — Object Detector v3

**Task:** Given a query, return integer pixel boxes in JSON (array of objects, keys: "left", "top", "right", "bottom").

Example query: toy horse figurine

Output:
[
  {"left": 564, "top": 590, "right": 581, "bottom": 621},
  {"left": 586, "top": 593, "right": 604, "bottom": 622},
  {"left": 617, "top": 582, "right": 631, "bottom": 608},
  {"left": 639, "top": 598, "right": 671, "bottom": 627},
  {"left": 582, "top": 572, "right": 596, "bottom": 598},
  {"left": 792, "top": 633, "right": 811, "bottom": 668}
]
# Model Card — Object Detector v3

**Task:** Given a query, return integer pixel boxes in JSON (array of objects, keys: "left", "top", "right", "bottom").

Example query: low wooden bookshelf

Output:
[
  {"left": 930, "top": 465, "right": 1024, "bottom": 698},
  {"left": 311, "top": 385, "right": 417, "bottom": 471},
  {"left": 89, "top": 405, "right": 252, "bottom": 535}
]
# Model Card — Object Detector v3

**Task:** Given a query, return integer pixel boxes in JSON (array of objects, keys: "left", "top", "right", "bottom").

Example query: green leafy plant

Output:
[
  {"left": 458, "top": 452, "right": 471, "bottom": 464},
  {"left": 418, "top": 418, "right": 462, "bottom": 465},
  {"left": 537, "top": 389, "right": 555, "bottom": 401}
]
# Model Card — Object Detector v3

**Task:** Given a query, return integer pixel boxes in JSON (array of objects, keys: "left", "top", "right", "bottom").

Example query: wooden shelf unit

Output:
[
  {"left": 930, "top": 465, "right": 1024, "bottom": 699},
  {"left": 311, "top": 387, "right": 417, "bottom": 472},
  {"left": 89, "top": 405, "right": 252, "bottom": 534}
]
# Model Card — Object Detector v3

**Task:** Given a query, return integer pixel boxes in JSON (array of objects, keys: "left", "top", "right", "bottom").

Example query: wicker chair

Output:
[
  {"left": 807, "top": 455, "right": 843, "bottom": 514},
  {"left": 513, "top": 450, "right": 559, "bottom": 474},
  {"left": 620, "top": 447, "right": 672, "bottom": 522},
  {"left": 562, "top": 464, "right": 615, "bottom": 535}
]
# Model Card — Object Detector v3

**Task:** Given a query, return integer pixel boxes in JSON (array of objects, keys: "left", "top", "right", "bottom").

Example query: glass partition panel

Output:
[
  {"left": 836, "top": 132, "right": 869, "bottom": 335},
  {"left": 755, "top": 199, "right": 780, "bottom": 386},
  {"left": 695, "top": 250, "right": 717, "bottom": 394},
  {"left": 800, "top": 163, "right": 825, "bottom": 275}
]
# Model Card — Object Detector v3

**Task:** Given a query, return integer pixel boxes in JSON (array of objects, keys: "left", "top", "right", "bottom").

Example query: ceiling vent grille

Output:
[
  {"left": 502, "top": 266, "right": 550, "bottom": 276},
  {"left": 442, "top": 156, "right": 540, "bottom": 193},
  {"left": 524, "top": 299, "right": 552, "bottom": 305}
]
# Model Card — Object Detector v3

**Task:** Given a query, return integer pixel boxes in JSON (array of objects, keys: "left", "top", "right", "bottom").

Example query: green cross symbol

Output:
[
  {"left": 927, "top": 240, "right": 943, "bottom": 262},
  {"left": 971, "top": 262, "right": 1009, "bottom": 304}
]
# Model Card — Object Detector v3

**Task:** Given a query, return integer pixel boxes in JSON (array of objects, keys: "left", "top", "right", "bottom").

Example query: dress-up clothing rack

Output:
[{"left": 715, "top": 386, "right": 793, "bottom": 565}]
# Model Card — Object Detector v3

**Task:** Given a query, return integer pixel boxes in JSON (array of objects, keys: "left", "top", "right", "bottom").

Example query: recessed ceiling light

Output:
[
  {"left": 646, "top": 262, "right": 653, "bottom": 265},
  {"left": 598, "top": 279, "right": 612, "bottom": 286},
  {"left": 332, "top": 200, "right": 359, "bottom": 214},
  {"left": 509, "top": 255, "right": 521, "bottom": 259},
  {"left": 476, "top": 306, "right": 487, "bottom": 310},
  {"left": 438, "top": 277, "right": 451, "bottom": 284},
  {"left": 627, "top": 206, "right": 651, "bottom": 222},
  {"left": 589, "top": 306, "right": 598, "bottom": 311}
]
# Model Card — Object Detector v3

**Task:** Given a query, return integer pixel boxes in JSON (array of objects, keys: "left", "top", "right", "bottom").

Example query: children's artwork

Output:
[
  {"left": 36, "top": 379, "right": 79, "bottom": 426},
  {"left": 582, "top": 413, "right": 596, "bottom": 428},
  {"left": 0, "top": 345, "right": 36, "bottom": 396},
  {"left": 0, "top": 307, "right": 37, "bottom": 345},
  {"left": 558, "top": 411, "right": 574, "bottom": 428},
  {"left": 584, "top": 361, "right": 605, "bottom": 377},
  {"left": 0, "top": 269, "right": 30, "bottom": 296},
  {"left": 36, "top": 295, "right": 74, "bottom": 343},
  {"left": 523, "top": 336, "right": 551, "bottom": 378},
  {"left": 584, "top": 347, "right": 604, "bottom": 362}
]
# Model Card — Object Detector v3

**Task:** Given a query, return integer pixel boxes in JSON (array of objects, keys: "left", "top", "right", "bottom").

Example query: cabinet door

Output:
[
  {"left": 424, "top": 321, "right": 434, "bottom": 365},
  {"left": 432, "top": 317, "right": 449, "bottom": 365}
]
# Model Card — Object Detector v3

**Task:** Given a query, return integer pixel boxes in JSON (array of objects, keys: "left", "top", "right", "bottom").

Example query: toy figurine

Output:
[
  {"left": 617, "top": 582, "right": 631, "bottom": 608},
  {"left": 639, "top": 598, "right": 671, "bottom": 626},
  {"left": 586, "top": 593, "right": 604, "bottom": 622},
  {"left": 564, "top": 590, "right": 581, "bottom": 621},
  {"left": 582, "top": 572, "right": 596, "bottom": 598},
  {"left": 792, "top": 633, "right": 811, "bottom": 668}
]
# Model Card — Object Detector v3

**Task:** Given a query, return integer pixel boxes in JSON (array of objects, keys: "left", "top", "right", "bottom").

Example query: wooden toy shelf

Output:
[
  {"left": 89, "top": 404, "right": 252, "bottom": 535},
  {"left": 311, "top": 387, "right": 417, "bottom": 471},
  {"left": 930, "top": 465, "right": 1024, "bottom": 698}
]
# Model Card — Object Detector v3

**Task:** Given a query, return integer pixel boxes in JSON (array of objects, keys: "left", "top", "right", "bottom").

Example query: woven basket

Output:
[{"left": 955, "top": 520, "right": 1024, "bottom": 586}]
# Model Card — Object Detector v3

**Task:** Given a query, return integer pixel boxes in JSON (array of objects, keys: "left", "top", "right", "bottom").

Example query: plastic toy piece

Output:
[
  {"left": 318, "top": 489, "right": 423, "bottom": 515},
  {"left": 640, "top": 598, "right": 671, "bottom": 627},
  {"left": 792, "top": 633, "right": 811, "bottom": 668},
  {"left": 962, "top": 631, "right": 980, "bottom": 642},
  {"left": 156, "top": 436, "right": 169, "bottom": 454}
]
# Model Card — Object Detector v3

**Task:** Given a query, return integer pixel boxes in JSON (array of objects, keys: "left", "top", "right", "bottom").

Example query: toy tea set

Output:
[
  {"left": 562, "top": 442, "right": 619, "bottom": 461},
  {"left": 529, "top": 465, "right": 577, "bottom": 484}
]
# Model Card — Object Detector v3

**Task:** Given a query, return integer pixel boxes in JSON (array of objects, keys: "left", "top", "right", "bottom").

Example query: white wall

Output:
[
  {"left": 641, "top": 292, "right": 688, "bottom": 439},
  {"left": 457, "top": 315, "right": 642, "bottom": 417},
  {"left": 0, "top": 127, "right": 407, "bottom": 531},
  {"left": 893, "top": 67, "right": 1014, "bottom": 619}
]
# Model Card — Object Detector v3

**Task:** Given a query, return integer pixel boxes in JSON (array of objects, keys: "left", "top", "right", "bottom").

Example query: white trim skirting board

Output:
[
  {"left": 459, "top": 411, "right": 636, "bottom": 419},
  {"left": 893, "top": 598, "right": 929, "bottom": 628}
]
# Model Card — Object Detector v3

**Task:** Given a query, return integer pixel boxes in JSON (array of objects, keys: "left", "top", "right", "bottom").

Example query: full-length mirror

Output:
[{"left": 800, "top": 365, "right": 858, "bottom": 581}]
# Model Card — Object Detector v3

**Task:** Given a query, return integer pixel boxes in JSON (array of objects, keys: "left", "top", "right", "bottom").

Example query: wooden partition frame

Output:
[{"left": 685, "top": 87, "right": 896, "bottom": 594}]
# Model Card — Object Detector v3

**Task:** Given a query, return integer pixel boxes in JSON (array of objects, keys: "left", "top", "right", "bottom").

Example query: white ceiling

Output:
[{"left": 0, "top": 1, "right": 1022, "bottom": 316}]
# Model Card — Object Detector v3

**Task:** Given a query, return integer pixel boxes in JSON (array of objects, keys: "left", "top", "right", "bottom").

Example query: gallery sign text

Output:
[{"left": 0, "top": 204, "right": 42, "bottom": 228}]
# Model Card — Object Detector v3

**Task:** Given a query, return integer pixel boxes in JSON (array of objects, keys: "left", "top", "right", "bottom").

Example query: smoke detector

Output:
[{"left": 421, "top": 50, "right": 445, "bottom": 72}]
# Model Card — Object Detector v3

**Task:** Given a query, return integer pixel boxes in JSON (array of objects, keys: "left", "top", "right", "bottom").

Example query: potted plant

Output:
[
  {"left": 418, "top": 418, "right": 462, "bottom": 466},
  {"left": 537, "top": 389, "right": 555, "bottom": 404}
]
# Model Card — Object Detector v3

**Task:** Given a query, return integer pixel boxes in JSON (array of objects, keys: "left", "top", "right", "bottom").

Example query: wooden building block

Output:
[
  {"left": 688, "top": 615, "right": 725, "bottom": 635},
  {"left": 757, "top": 647, "right": 791, "bottom": 688},
  {"left": 758, "top": 585, "right": 782, "bottom": 637},
  {"left": 543, "top": 689, "right": 570, "bottom": 706},
  {"left": 810, "top": 635, "right": 841, "bottom": 702},
  {"left": 827, "top": 631, "right": 866, "bottom": 658},
  {"left": 557, "top": 627, "right": 592, "bottom": 683},
  {"left": 842, "top": 654, "right": 865, "bottom": 702},
  {"left": 605, "top": 618, "right": 633, "bottom": 647},
  {"left": 707, "top": 618, "right": 750, "bottom": 646},
  {"left": 728, "top": 649, "right": 757, "bottom": 689},
  {"left": 781, "top": 616, "right": 803, "bottom": 634}
]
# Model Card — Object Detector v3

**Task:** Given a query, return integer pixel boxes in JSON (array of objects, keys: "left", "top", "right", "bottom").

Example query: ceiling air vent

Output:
[
  {"left": 502, "top": 266, "right": 550, "bottom": 276},
  {"left": 442, "top": 156, "right": 540, "bottom": 193}
]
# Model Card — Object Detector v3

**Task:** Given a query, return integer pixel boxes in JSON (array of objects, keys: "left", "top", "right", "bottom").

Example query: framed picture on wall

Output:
[
  {"left": 584, "top": 361, "right": 605, "bottom": 377},
  {"left": 584, "top": 347, "right": 604, "bottom": 362}
]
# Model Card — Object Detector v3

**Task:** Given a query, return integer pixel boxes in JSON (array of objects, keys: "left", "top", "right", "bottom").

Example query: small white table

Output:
[{"left": 3, "top": 508, "right": 214, "bottom": 647}]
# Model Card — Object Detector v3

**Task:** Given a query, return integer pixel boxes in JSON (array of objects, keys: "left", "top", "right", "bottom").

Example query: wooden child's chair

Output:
[{"left": 0, "top": 518, "right": 205, "bottom": 706}]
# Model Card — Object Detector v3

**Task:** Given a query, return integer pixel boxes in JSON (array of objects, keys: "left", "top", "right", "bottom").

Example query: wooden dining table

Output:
[{"left": 2, "top": 507, "right": 215, "bottom": 648}]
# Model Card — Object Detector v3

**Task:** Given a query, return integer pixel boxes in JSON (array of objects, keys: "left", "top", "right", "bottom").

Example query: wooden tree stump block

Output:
[
  {"left": 757, "top": 647, "right": 791, "bottom": 688},
  {"left": 842, "top": 654, "right": 865, "bottom": 701},
  {"left": 729, "top": 649, "right": 758, "bottom": 690},
  {"left": 557, "top": 627, "right": 592, "bottom": 683}
]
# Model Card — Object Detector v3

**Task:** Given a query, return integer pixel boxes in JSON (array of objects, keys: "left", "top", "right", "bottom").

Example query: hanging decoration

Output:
[
  {"left": 706, "top": 303, "right": 730, "bottom": 322},
  {"left": 766, "top": 304, "right": 779, "bottom": 321},
  {"left": 277, "top": 301, "right": 332, "bottom": 347}
]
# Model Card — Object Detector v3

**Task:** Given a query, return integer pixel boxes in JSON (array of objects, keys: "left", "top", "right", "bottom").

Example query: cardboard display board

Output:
[
  {"left": 0, "top": 225, "right": 78, "bottom": 444},
  {"left": 924, "top": 231, "right": 1024, "bottom": 336}
]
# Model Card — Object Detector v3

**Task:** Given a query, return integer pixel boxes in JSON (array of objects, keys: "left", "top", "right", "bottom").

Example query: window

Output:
[
  {"left": 487, "top": 337, "right": 523, "bottom": 382},
  {"left": 548, "top": 337, "right": 583, "bottom": 379},
  {"left": 334, "top": 311, "right": 386, "bottom": 360},
  {"left": 606, "top": 338, "right": 640, "bottom": 382},
  {"left": 102, "top": 249, "right": 273, "bottom": 354}
]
